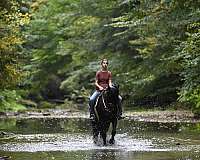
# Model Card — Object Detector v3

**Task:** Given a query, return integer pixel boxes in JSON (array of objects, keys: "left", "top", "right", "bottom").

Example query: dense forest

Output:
[{"left": 0, "top": 0, "right": 200, "bottom": 115}]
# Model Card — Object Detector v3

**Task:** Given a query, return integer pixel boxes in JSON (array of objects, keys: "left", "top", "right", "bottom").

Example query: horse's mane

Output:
[{"left": 95, "top": 86, "right": 119, "bottom": 120}]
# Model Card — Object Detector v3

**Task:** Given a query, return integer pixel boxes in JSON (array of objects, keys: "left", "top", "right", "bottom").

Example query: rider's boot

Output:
[
  {"left": 89, "top": 101, "right": 95, "bottom": 121},
  {"left": 117, "top": 103, "right": 124, "bottom": 120},
  {"left": 89, "top": 105, "right": 95, "bottom": 121},
  {"left": 90, "top": 112, "right": 95, "bottom": 121}
]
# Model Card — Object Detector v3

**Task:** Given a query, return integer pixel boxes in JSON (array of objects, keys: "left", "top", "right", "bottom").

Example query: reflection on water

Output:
[
  {"left": 1, "top": 150, "right": 200, "bottom": 160},
  {"left": 0, "top": 118, "right": 90, "bottom": 134},
  {"left": 0, "top": 117, "right": 200, "bottom": 160}
]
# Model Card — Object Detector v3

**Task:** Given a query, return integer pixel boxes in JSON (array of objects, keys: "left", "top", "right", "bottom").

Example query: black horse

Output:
[{"left": 91, "top": 85, "right": 119, "bottom": 145}]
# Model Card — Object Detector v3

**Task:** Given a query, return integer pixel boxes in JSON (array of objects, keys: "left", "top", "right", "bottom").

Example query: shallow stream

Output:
[{"left": 0, "top": 117, "right": 200, "bottom": 159}]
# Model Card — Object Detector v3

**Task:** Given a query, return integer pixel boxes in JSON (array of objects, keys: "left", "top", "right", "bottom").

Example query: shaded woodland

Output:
[{"left": 0, "top": 0, "right": 200, "bottom": 115}]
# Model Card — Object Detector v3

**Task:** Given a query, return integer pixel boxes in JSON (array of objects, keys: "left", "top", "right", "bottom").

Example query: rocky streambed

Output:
[{"left": 0, "top": 109, "right": 199, "bottom": 123}]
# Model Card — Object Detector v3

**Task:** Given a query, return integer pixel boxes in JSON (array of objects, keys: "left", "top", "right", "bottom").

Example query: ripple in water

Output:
[{"left": 1, "top": 133, "right": 200, "bottom": 152}]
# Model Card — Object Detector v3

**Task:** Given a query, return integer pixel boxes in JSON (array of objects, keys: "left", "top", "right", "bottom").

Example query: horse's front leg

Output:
[
  {"left": 109, "top": 119, "right": 117, "bottom": 144},
  {"left": 91, "top": 121, "right": 99, "bottom": 144},
  {"left": 101, "top": 131, "right": 107, "bottom": 145},
  {"left": 93, "top": 132, "right": 99, "bottom": 144},
  {"left": 100, "top": 123, "right": 110, "bottom": 145},
  {"left": 93, "top": 127, "right": 99, "bottom": 144}
]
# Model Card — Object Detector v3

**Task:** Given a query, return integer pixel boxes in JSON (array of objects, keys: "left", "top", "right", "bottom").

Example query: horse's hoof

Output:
[
  {"left": 109, "top": 139, "right": 115, "bottom": 144},
  {"left": 93, "top": 140, "right": 98, "bottom": 144},
  {"left": 103, "top": 143, "right": 107, "bottom": 146},
  {"left": 93, "top": 137, "right": 98, "bottom": 144}
]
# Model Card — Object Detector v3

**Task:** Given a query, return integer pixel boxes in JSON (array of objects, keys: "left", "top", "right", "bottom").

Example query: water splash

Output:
[{"left": 1, "top": 133, "right": 200, "bottom": 153}]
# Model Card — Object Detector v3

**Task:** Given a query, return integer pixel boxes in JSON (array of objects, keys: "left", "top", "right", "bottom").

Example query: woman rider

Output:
[{"left": 89, "top": 58, "right": 123, "bottom": 120}]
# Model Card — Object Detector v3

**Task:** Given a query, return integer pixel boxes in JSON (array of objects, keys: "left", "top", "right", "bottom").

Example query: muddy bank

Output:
[
  {"left": 0, "top": 109, "right": 200, "bottom": 123},
  {"left": 125, "top": 110, "right": 200, "bottom": 123}
]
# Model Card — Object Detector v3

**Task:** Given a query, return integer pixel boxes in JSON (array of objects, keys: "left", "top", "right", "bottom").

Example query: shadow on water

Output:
[{"left": 0, "top": 117, "right": 200, "bottom": 159}]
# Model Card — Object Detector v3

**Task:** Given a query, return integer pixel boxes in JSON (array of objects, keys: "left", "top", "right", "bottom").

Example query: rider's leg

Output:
[
  {"left": 89, "top": 91, "right": 101, "bottom": 118},
  {"left": 117, "top": 95, "right": 124, "bottom": 120}
]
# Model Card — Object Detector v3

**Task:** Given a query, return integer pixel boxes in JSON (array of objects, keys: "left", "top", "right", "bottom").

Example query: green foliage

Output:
[
  {"left": 0, "top": 0, "right": 30, "bottom": 89},
  {"left": 0, "top": 90, "right": 26, "bottom": 111},
  {"left": 39, "top": 101, "right": 55, "bottom": 109},
  {"left": 23, "top": 0, "right": 100, "bottom": 101},
  {"left": 0, "top": 119, "right": 17, "bottom": 132},
  {"left": 0, "top": 0, "right": 31, "bottom": 111},
  {"left": 177, "top": 22, "right": 200, "bottom": 114},
  {"left": 101, "top": 0, "right": 200, "bottom": 107},
  {"left": 19, "top": 0, "right": 200, "bottom": 113}
]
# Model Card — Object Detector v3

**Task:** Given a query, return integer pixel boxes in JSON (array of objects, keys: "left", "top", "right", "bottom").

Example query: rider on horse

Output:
[{"left": 89, "top": 58, "right": 123, "bottom": 121}]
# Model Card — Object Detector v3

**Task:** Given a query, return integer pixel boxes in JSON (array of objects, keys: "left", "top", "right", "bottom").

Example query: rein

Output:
[
  {"left": 94, "top": 90, "right": 109, "bottom": 121},
  {"left": 102, "top": 92, "right": 108, "bottom": 110}
]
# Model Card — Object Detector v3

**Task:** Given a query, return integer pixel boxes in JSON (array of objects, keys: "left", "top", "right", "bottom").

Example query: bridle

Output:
[{"left": 94, "top": 89, "right": 111, "bottom": 121}]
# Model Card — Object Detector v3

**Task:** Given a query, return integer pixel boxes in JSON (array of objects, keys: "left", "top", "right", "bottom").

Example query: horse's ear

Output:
[{"left": 112, "top": 83, "right": 119, "bottom": 89}]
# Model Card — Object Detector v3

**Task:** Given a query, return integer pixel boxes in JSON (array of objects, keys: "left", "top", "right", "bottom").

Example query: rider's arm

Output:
[
  {"left": 109, "top": 79, "right": 112, "bottom": 88},
  {"left": 108, "top": 71, "right": 112, "bottom": 87},
  {"left": 95, "top": 79, "right": 103, "bottom": 90}
]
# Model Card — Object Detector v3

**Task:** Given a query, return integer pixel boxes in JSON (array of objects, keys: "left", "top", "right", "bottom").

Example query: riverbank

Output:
[{"left": 0, "top": 109, "right": 199, "bottom": 123}]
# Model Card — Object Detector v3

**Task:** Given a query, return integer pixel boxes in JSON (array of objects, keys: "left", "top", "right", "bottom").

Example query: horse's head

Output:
[
  {"left": 110, "top": 83, "right": 119, "bottom": 96},
  {"left": 102, "top": 84, "right": 119, "bottom": 110}
]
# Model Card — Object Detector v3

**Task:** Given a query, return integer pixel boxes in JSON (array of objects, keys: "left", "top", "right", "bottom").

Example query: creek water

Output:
[{"left": 0, "top": 117, "right": 200, "bottom": 160}]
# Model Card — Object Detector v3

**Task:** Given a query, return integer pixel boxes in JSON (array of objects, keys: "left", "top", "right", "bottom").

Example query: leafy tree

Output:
[
  {"left": 105, "top": 0, "right": 200, "bottom": 107},
  {"left": 177, "top": 22, "right": 200, "bottom": 114},
  {"left": 0, "top": 0, "right": 30, "bottom": 89},
  {"left": 23, "top": 0, "right": 98, "bottom": 102},
  {"left": 0, "top": 0, "right": 30, "bottom": 111},
  {"left": 21, "top": 0, "right": 200, "bottom": 114}
]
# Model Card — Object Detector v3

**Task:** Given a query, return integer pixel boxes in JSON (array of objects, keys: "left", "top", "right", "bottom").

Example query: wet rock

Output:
[
  {"left": 75, "top": 96, "right": 85, "bottom": 103},
  {"left": 0, "top": 156, "right": 10, "bottom": 160},
  {"left": 0, "top": 131, "right": 15, "bottom": 138},
  {"left": 0, "top": 112, "right": 6, "bottom": 116},
  {"left": 18, "top": 99, "right": 37, "bottom": 108},
  {"left": 14, "top": 112, "right": 20, "bottom": 116},
  {"left": 0, "top": 131, "right": 7, "bottom": 136},
  {"left": 43, "top": 113, "right": 51, "bottom": 116},
  {"left": 27, "top": 112, "right": 42, "bottom": 116}
]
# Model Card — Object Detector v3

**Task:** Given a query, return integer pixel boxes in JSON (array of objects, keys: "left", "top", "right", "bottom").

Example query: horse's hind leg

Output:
[
  {"left": 91, "top": 121, "right": 99, "bottom": 144},
  {"left": 109, "top": 120, "right": 117, "bottom": 144}
]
